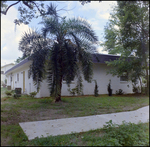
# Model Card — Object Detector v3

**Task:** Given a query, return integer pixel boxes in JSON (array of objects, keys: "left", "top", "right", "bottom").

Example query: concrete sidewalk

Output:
[{"left": 19, "top": 106, "right": 149, "bottom": 140}]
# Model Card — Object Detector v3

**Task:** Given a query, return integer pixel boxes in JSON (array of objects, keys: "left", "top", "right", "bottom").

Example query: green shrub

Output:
[
  {"left": 94, "top": 80, "right": 99, "bottom": 97},
  {"left": 132, "top": 84, "right": 140, "bottom": 93},
  {"left": 13, "top": 93, "right": 19, "bottom": 99},
  {"left": 29, "top": 91, "right": 37, "bottom": 98},
  {"left": 11, "top": 90, "right": 15, "bottom": 94},
  {"left": 102, "top": 120, "right": 149, "bottom": 146},
  {"left": 116, "top": 89, "right": 124, "bottom": 95},
  {"left": 107, "top": 80, "right": 112, "bottom": 96},
  {"left": 68, "top": 87, "right": 76, "bottom": 96},
  {"left": 5, "top": 90, "right": 12, "bottom": 96}
]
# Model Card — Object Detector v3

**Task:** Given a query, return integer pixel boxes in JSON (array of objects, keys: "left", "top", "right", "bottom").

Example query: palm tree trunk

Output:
[
  {"left": 55, "top": 44, "right": 63, "bottom": 102},
  {"left": 55, "top": 76, "right": 63, "bottom": 102}
]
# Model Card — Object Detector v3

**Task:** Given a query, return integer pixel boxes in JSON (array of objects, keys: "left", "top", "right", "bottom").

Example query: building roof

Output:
[
  {"left": 1, "top": 63, "right": 15, "bottom": 68},
  {"left": 5, "top": 53, "right": 121, "bottom": 75},
  {"left": 92, "top": 53, "right": 120, "bottom": 63},
  {"left": 5, "top": 58, "right": 30, "bottom": 74}
]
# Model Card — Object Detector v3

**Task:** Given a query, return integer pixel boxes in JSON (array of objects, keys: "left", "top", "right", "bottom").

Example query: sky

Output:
[{"left": 1, "top": 1, "right": 117, "bottom": 66}]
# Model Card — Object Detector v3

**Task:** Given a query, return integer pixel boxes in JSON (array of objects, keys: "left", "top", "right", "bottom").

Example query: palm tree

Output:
[{"left": 19, "top": 4, "right": 98, "bottom": 102}]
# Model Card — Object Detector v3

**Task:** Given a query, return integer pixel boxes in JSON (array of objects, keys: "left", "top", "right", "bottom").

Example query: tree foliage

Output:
[
  {"left": 1, "top": 1, "right": 67, "bottom": 25},
  {"left": 79, "top": 1, "right": 101, "bottom": 5},
  {"left": 101, "top": 1, "right": 149, "bottom": 94},
  {"left": 19, "top": 4, "right": 98, "bottom": 102}
]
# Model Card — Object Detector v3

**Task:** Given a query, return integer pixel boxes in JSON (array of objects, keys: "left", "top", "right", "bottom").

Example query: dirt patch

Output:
[
  {"left": 1, "top": 136, "right": 11, "bottom": 146},
  {"left": 19, "top": 109, "right": 69, "bottom": 122},
  {"left": 1, "top": 108, "right": 70, "bottom": 126}
]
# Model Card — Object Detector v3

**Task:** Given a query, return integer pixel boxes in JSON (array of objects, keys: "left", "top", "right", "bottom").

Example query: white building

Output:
[
  {"left": 1, "top": 63, "right": 15, "bottom": 86},
  {"left": 5, "top": 54, "right": 134, "bottom": 97}
]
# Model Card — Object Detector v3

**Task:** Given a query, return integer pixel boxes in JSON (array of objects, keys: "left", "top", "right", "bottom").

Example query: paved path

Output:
[{"left": 19, "top": 106, "right": 149, "bottom": 140}]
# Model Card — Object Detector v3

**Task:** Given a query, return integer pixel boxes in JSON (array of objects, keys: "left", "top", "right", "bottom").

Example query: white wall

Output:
[
  {"left": 5, "top": 62, "right": 41, "bottom": 98},
  {"left": 82, "top": 63, "right": 133, "bottom": 95},
  {"left": 38, "top": 63, "right": 133, "bottom": 97},
  {"left": 1, "top": 64, "right": 14, "bottom": 84},
  {"left": 5, "top": 62, "right": 134, "bottom": 98}
]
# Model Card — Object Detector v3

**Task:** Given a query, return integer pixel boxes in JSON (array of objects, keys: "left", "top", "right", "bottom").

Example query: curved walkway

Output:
[{"left": 19, "top": 106, "right": 149, "bottom": 140}]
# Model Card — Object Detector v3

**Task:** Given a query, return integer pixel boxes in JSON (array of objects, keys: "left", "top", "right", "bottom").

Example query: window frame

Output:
[{"left": 120, "top": 72, "right": 128, "bottom": 82}]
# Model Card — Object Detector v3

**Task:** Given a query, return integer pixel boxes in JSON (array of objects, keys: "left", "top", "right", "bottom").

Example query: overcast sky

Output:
[{"left": 1, "top": 1, "right": 117, "bottom": 66}]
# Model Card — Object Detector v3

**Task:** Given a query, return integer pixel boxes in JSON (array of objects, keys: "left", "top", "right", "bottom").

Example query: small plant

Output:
[
  {"left": 5, "top": 90, "right": 12, "bottom": 96},
  {"left": 116, "top": 89, "right": 124, "bottom": 95},
  {"left": 68, "top": 77, "right": 83, "bottom": 96},
  {"left": 29, "top": 91, "right": 37, "bottom": 98},
  {"left": 107, "top": 80, "right": 112, "bottom": 96},
  {"left": 13, "top": 93, "right": 19, "bottom": 99},
  {"left": 5, "top": 79, "right": 7, "bottom": 84},
  {"left": 94, "top": 80, "right": 99, "bottom": 97},
  {"left": 68, "top": 87, "right": 76, "bottom": 96},
  {"left": 2, "top": 83, "right": 6, "bottom": 88},
  {"left": 132, "top": 84, "right": 140, "bottom": 93}
]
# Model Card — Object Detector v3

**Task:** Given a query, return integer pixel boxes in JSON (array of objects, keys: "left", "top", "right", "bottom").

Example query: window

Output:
[
  {"left": 10, "top": 76, "right": 12, "bottom": 82},
  {"left": 1, "top": 71, "right": 4, "bottom": 74},
  {"left": 120, "top": 72, "right": 128, "bottom": 81},
  {"left": 17, "top": 73, "right": 19, "bottom": 81}
]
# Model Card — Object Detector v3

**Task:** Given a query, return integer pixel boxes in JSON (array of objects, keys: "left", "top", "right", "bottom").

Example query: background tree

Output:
[
  {"left": 101, "top": 1, "right": 149, "bottom": 95},
  {"left": 79, "top": 1, "right": 101, "bottom": 5},
  {"left": 1, "top": 1, "right": 68, "bottom": 25},
  {"left": 14, "top": 54, "right": 29, "bottom": 64},
  {"left": 19, "top": 4, "right": 98, "bottom": 102},
  {"left": 1, "top": 1, "right": 99, "bottom": 25},
  {"left": 1, "top": 1, "right": 46, "bottom": 25}
]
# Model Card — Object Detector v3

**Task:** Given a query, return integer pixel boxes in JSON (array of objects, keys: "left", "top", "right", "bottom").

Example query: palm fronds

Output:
[{"left": 19, "top": 5, "right": 98, "bottom": 100}]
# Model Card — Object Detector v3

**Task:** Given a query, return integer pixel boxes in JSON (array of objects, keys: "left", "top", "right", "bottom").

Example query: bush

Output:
[
  {"left": 68, "top": 87, "right": 76, "bottom": 96},
  {"left": 5, "top": 90, "right": 12, "bottom": 96},
  {"left": 29, "top": 91, "right": 37, "bottom": 98},
  {"left": 132, "top": 84, "right": 140, "bottom": 93},
  {"left": 94, "top": 80, "right": 99, "bottom": 97},
  {"left": 2, "top": 83, "right": 6, "bottom": 88},
  {"left": 107, "top": 80, "right": 112, "bottom": 96},
  {"left": 13, "top": 93, "right": 19, "bottom": 99},
  {"left": 101, "top": 120, "right": 149, "bottom": 146},
  {"left": 116, "top": 89, "right": 124, "bottom": 95},
  {"left": 68, "top": 81, "right": 83, "bottom": 96}
]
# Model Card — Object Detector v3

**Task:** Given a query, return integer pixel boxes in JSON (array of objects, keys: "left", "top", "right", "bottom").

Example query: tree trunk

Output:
[
  {"left": 55, "top": 95, "right": 61, "bottom": 102},
  {"left": 55, "top": 77, "right": 62, "bottom": 102},
  {"left": 55, "top": 45, "right": 63, "bottom": 103}
]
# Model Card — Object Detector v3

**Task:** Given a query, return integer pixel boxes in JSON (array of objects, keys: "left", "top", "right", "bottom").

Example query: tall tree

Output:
[
  {"left": 1, "top": 1, "right": 68, "bottom": 25},
  {"left": 19, "top": 4, "right": 98, "bottom": 102},
  {"left": 1, "top": 1, "right": 100, "bottom": 25},
  {"left": 1, "top": 1, "right": 46, "bottom": 25},
  {"left": 101, "top": 1, "right": 149, "bottom": 94}
]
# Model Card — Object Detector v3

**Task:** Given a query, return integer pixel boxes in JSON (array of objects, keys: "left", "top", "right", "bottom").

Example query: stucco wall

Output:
[
  {"left": 1, "top": 64, "right": 14, "bottom": 84},
  {"left": 82, "top": 63, "right": 133, "bottom": 95},
  {"left": 5, "top": 62, "right": 134, "bottom": 98},
  {"left": 6, "top": 62, "right": 41, "bottom": 98},
  {"left": 38, "top": 63, "right": 133, "bottom": 97}
]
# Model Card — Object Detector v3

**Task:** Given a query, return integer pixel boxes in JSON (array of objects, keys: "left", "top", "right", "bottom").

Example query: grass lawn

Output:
[{"left": 1, "top": 87, "right": 149, "bottom": 146}]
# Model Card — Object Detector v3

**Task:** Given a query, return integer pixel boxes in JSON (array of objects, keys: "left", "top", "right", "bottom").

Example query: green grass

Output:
[
  {"left": 1, "top": 87, "right": 7, "bottom": 97},
  {"left": 14, "top": 121, "right": 149, "bottom": 146},
  {"left": 1, "top": 87, "right": 149, "bottom": 146}
]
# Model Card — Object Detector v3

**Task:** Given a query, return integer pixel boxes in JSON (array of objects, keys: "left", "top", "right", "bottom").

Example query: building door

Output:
[{"left": 23, "top": 71, "right": 25, "bottom": 93}]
